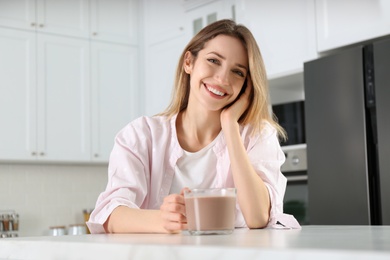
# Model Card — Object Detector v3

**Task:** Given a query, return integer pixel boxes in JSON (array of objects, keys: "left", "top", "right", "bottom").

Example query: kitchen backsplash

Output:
[{"left": 0, "top": 163, "right": 107, "bottom": 237}]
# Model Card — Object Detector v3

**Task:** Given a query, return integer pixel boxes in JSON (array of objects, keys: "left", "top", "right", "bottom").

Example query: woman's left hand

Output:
[{"left": 220, "top": 76, "right": 252, "bottom": 128}]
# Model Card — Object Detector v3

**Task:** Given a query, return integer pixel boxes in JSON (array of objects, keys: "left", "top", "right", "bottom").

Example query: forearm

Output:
[
  {"left": 223, "top": 123, "right": 270, "bottom": 228},
  {"left": 104, "top": 206, "right": 168, "bottom": 233}
]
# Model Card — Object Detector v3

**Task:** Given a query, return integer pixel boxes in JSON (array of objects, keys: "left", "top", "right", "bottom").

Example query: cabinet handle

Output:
[
  {"left": 31, "top": 151, "right": 37, "bottom": 156},
  {"left": 39, "top": 152, "right": 45, "bottom": 156},
  {"left": 39, "top": 24, "right": 44, "bottom": 28},
  {"left": 92, "top": 32, "right": 97, "bottom": 36},
  {"left": 31, "top": 22, "right": 36, "bottom": 27},
  {"left": 94, "top": 153, "right": 99, "bottom": 158}
]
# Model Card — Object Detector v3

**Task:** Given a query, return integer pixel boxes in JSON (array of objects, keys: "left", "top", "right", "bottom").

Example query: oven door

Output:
[
  {"left": 284, "top": 171, "right": 309, "bottom": 225},
  {"left": 281, "top": 144, "right": 309, "bottom": 225}
]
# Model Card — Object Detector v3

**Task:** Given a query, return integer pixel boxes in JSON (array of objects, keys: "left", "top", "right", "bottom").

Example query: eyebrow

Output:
[{"left": 208, "top": 51, "right": 248, "bottom": 71}]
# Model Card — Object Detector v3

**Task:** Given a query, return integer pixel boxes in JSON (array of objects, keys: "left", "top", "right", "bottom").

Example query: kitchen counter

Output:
[{"left": 1, "top": 226, "right": 390, "bottom": 259}]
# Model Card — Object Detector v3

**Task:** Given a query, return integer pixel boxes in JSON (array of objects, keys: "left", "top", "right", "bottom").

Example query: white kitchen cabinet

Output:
[
  {"left": 185, "top": 0, "right": 235, "bottom": 39},
  {"left": 0, "top": 0, "right": 35, "bottom": 30},
  {"left": 315, "top": 0, "right": 390, "bottom": 52},
  {"left": 235, "top": 0, "right": 317, "bottom": 79},
  {"left": 143, "top": 0, "right": 187, "bottom": 45},
  {"left": 0, "top": 28, "right": 37, "bottom": 160},
  {"left": 144, "top": 36, "right": 187, "bottom": 116},
  {"left": 36, "top": 34, "right": 91, "bottom": 162},
  {"left": 0, "top": 0, "right": 90, "bottom": 38},
  {"left": 90, "top": 0, "right": 139, "bottom": 45},
  {"left": 0, "top": 28, "right": 91, "bottom": 162},
  {"left": 142, "top": 0, "right": 188, "bottom": 116},
  {"left": 0, "top": 0, "right": 140, "bottom": 163},
  {"left": 91, "top": 42, "right": 139, "bottom": 162}
]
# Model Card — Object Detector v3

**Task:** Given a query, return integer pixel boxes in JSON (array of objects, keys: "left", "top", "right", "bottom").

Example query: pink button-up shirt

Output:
[{"left": 87, "top": 115, "right": 287, "bottom": 233}]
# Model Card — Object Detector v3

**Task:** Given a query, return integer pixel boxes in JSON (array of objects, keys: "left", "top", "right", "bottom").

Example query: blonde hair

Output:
[{"left": 159, "top": 19, "right": 286, "bottom": 140}]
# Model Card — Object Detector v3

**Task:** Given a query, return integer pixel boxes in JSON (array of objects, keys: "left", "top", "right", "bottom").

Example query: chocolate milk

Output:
[{"left": 185, "top": 196, "right": 236, "bottom": 232}]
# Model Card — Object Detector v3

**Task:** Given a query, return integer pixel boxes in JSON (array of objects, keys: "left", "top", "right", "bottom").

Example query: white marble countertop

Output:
[{"left": 1, "top": 226, "right": 390, "bottom": 259}]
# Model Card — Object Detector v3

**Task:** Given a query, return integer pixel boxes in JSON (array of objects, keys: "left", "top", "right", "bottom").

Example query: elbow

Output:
[
  {"left": 245, "top": 212, "right": 269, "bottom": 229},
  {"left": 246, "top": 221, "right": 268, "bottom": 229}
]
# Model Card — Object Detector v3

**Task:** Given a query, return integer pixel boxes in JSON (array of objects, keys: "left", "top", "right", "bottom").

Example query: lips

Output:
[{"left": 205, "top": 84, "right": 226, "bottom": 97}]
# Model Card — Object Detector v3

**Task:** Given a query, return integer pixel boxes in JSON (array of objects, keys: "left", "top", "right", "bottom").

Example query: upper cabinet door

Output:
[
  {"left": 0, "top": 0, "right": 90, "bottom": 38},
  {"left": 0, "top": 0, "right": 36, "bottom": 31},
  {"left": 316, "top": 0, "right": 390, "bottom": 52},
  {"left": 185, "top": 0, "right": 235, "bottom": 39},
  {"left": 36, "top": 0, "right": 90, "bottom": 38},
  {"left": 144, "top": 0, "right": 186, "bottom": 45},
  {"left": 91, "top": 42, "right": 139, "bottom": 162},
  {"left": 0, "top": 28, "right": 37, "bottom": 160},
  {"left": 90, "top": 0, "right": 138, "bottom": 45},
  {"left": 236, "top": 0, "right": 317, "bottom": 79},
  {"left": 143, "top": 36, "right": 186, "bottom": 116},
  {"left": 143, "top": 0, "right": 188, "bottom": 116},
  {"left": 36, "top": 34, "right": 91, "bottom": 162}
]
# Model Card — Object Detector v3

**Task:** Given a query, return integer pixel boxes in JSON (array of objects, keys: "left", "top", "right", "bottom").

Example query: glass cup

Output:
[{"left": 184, "top": 188, "right": 236, "bottom": 235}]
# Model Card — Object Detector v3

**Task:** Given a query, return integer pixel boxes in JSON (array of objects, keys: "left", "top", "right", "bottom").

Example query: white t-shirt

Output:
[{"left": 169, "top": 133, "right": 220, "bottom": 194}]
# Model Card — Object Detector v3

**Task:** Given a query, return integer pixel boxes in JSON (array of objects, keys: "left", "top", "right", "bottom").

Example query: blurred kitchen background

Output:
[{"left": 1, "top": 0, "right": 389, "bottom": 236}]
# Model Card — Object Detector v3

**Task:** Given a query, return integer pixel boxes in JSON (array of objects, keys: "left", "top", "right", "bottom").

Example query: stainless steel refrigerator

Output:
[{"left": 304, "top": 37, "right": 390, "bottom": 225}]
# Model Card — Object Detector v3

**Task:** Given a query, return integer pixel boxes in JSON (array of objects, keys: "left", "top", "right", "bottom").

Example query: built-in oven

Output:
[
  {"left": 281, "top": 145, "right": 309, "bottom": 225},
  {"left": 272, "top": 100, "right": 309, "bottom": 225}
]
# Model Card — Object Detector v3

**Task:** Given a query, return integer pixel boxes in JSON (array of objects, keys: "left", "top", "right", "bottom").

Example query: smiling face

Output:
[{"left": 184, "top": 34, "right": 248, "bottom": 113}]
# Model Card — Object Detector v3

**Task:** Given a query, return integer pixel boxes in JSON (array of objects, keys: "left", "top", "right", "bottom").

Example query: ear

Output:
[{"left": 183, "top": 51, "right": 193, "bottom": 74}]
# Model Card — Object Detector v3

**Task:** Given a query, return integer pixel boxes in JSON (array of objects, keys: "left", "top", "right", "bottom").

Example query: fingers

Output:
[
  {"left": 180, "top": 187, "right": 190, "bottom": 196},
  {"left": 160, "top": 193, "right": 187, "bottom": 233},
  {"left": 162, "top": 194, "right": 186, "bottom": 211},
  {"left": 160, "top": 198, "right": 186, "bottom": 217},
  {"left": 163, "top": 221, "right": 188, "bottom": 234}
]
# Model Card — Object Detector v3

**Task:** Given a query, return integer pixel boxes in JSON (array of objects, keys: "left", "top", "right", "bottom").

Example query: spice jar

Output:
[
  {"left": 68, "top": 224, "right": 87, "bottom": 235},
  {"left": 2, "top": 214, "right": 10, "bottom": 232},
  {"left": 49, "top": 226, "right": 66, "bottom": 236},
  {"left": 10, "top": 213, "right": 19, "bottom": 231}
]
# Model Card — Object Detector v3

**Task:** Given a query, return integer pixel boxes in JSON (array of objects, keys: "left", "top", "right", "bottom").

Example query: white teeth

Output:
[{"left": 206, "top": 86, "right": 225, "bottom": 96}]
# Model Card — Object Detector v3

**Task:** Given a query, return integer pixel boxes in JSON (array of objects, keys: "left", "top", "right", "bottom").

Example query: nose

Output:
[{"left": 215, "top": 67, "right": 230, "bottom": 86}]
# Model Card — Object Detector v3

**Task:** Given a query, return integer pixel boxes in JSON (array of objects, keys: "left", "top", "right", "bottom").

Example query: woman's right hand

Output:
[
  {"left": 159, "top": 188, "right": 189, "bottom": 233},
  {"left": 220, "top": 75, "right": 252, "bottom": 130}
]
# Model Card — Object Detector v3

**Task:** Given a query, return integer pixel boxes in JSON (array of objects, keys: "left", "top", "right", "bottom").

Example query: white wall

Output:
[{"left": 0, "top": 164, "right": 107, "bottom": 237}]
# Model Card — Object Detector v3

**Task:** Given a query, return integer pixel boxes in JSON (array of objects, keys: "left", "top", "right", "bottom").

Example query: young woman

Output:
[{"left": 87, "top": 19, "right": 295, "bottom": 234}]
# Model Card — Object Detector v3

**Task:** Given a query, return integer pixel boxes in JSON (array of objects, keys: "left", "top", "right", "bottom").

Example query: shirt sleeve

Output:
[
  {"left": 246, "top": 123, "right": 287, "bottom": 223},
  {"left": 86, "top": 121, "right": 151, "bottom": 234}
]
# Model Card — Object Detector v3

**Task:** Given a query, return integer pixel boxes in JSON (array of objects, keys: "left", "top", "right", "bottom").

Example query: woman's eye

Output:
[
  {"left": 208, "top": 58, "right": 219, "bottom": 64},
  {"left": 234, "top": 70, "right": 245, "bottom": 77}
]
